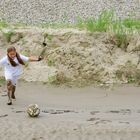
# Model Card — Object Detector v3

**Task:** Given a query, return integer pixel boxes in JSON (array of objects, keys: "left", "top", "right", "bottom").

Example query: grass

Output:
[
  {"left": 44, "top": 33, "right": 53, "bottom": 43},
  {"left": 48, "top": 72, "right": 71, "bottom": 85},
  {"left": 75, "top": 11, "right": 139, "bottom": 49},
  {"left": 1, "top": 11, "right": 139, "bottom": 32},
  {"left": 122, "top": 18, "right": 140, "bottom": 30},
  {"left": 47, "top": 59, "right": 55, "bottom": 66},
  {"left": 111, "top": 21, "right": 129, "bottom": 49},
  {"left": 0, "top": 10, "right": 140, "bottom": 48},
  {"left": 0, "top": 77, "right": 5, "bottom": 86},
  {"left": 48, "top": 75, "right": 57, "bottom": 84},
  {"left": 0, "top": 21, "right": 9, "bottom": 29},
  {"left": 76, "top": 10, "right": 114, "bottom": 32},
  {"left": 2, "top": 30, "right": 15, "bottom": 42}
]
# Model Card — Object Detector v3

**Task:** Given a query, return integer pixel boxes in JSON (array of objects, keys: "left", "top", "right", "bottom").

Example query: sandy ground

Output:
[{"left": 1, "top": 82, "right": 140, "bottom": 140}]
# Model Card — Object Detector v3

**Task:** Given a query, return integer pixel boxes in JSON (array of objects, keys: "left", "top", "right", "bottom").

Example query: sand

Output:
[{"left": 1, "top": 82, "right": 140, "bottom": 140}]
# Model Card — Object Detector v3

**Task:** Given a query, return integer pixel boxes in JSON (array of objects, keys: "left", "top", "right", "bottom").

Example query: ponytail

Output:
[{"left": 16, "top": 53, "right": 25, "bottom": 65}]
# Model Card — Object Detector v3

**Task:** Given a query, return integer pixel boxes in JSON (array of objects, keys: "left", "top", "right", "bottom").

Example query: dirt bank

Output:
[{"left": 0, "top": 28, "right": 140, "bottom": 86}]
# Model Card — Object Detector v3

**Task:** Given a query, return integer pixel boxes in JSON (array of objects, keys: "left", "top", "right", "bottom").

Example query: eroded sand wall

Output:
[{"left": 0, "top": 28, "right": 140, "bottom": 86}]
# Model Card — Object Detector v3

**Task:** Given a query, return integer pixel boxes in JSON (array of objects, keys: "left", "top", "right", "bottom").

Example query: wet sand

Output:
[{"left": 1, "top": 82, "right": 140, "bottom": 140}]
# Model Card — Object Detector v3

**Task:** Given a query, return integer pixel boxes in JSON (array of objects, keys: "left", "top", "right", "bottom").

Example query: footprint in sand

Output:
[
  {"left": 119, "top": 121, "right": 130, "bottom": 124},
  {"left": 1, "top": 90, "right": 7, "bottom": 97},
  {"left": 109, "top": 110, "right": 120, "bottom": 113},
  {"left": 87, "top": 117, "right": 112, "bottom": 124},
  {"left": 0, "top": 114, "right": 8, "bottom": 118},
  {"left": 15, "top": 111, "right": 25, "bottom": 113},
  {"left": 12, "top": 110, "right": 25, "bottom": 113},
  {"left": 42, "top": 110, "right": 64, "bottom": 114},
  {"left": 1, "top": 94, "right": 7, "bottom": 97},
  {"left": 87, "top": 117, "right": 100, "bottom": 121},
  {"left": 42, "top": 109, "right": 78, "bottom": 114},
  {"left": 90, "top": 111, "right": 100, "bottom": 115},
  {"left": 107, "top": 109, "right": 131, "bottom": 115}
]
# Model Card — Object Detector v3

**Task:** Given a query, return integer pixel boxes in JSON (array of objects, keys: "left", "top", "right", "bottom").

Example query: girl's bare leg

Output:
[
  {"left": 11, "top": 85, "right": 16, "bottom": 99},
  {"left": 7, "top": 80, "right": 13, "bottom": 105}
]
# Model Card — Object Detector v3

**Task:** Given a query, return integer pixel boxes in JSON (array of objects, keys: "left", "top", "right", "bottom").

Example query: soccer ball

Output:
[{"left": 27, "top": 104, "right": 40, "bottom": 117}]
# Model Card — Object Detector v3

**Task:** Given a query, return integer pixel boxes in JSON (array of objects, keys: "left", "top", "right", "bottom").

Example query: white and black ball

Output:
[{"left": 27, "top": 104, "right": 40, "bottom": 117}]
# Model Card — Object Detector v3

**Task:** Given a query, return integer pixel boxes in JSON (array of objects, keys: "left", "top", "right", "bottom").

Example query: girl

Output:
[{"left": 0, "top": 47, "right": 43, "bottom": 105}]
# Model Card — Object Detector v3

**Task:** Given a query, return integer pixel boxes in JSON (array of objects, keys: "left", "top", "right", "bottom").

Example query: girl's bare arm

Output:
[{"left": 29, "top": 56, "right": 43, "bottom": 62}]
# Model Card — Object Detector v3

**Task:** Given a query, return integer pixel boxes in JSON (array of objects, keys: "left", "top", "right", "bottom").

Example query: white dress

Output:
[{"left": 0, "top": 54, "right": 29, "bottom": 85}]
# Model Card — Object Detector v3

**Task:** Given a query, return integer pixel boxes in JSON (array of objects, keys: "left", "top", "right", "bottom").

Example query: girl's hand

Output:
[
  {"left": 38, "top": 56, "right": 43, "bottom": 61},
  {"left": 29, "top": 56, "right": 43, "bottom": 62}
]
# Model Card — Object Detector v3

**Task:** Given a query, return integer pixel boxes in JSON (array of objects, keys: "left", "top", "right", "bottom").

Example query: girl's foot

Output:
[{"left": 7, "top": 102, "right": 12, "bottom": 105}]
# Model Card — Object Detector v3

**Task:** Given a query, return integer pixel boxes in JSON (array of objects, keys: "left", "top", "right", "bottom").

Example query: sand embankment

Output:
[{"left": 0, "top": 28, "right": 140, "bottom": 86}]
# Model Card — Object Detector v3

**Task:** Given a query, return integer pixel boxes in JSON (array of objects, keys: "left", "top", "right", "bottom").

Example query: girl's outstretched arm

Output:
[{"left": 29, "top": 56, "right": 43, "bottom": 62}]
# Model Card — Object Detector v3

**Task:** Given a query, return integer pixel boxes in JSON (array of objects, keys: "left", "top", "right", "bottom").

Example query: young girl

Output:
[{"left": 0, "top": 47, "right": 43, "bottom": 105}]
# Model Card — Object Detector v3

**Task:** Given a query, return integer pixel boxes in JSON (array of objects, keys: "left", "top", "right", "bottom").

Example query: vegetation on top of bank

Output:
[
  {"left": 0, "top": 10, "right": 140, "bottom": 49},
  {"left": 0, "top": 10, "right": 139, "bottom": 31}
]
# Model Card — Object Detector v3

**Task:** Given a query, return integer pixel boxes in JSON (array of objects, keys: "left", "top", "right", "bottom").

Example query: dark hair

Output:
[{"left": 7, "top": 47, "right": 25, "bottom": 67}]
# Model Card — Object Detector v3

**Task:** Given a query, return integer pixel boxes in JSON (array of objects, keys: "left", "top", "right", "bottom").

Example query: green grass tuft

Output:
[{"left": 2, "top": 30, "right": 15, "bottom": 42}]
